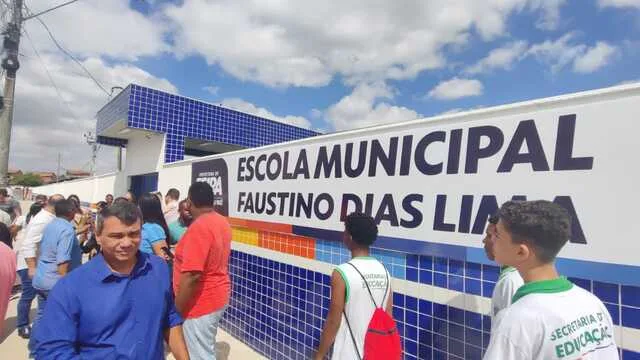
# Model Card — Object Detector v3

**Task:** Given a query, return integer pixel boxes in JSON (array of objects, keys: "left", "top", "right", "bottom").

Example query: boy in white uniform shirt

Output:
[
  {"left": 483, "top": 214, "right": 523, "bottom": 318},
  {"left": 484, "top": 200, "right": 617, "bottom": 360}
]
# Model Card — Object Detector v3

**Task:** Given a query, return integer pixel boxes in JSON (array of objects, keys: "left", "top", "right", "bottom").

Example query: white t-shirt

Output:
[
  {"left": 20, "top": 209, "right": 56, "bottom": 260},
  {"left": 491, "top": 266, "right": 524, "bottom": 318},
  {"left": 164, "top": 201, "right": 179, "bottom": 225},
  {"left": 484, "top": 277, "right": 618, "bottom": 360},
  {"left": 0, "top": 209, "right": 10, "bottom": 226},
  {"left": 332, "top": 258, "right": 392, "bottom": 360},
  {"left": 12, "top": 215, "right": 27, "bottom": 271}
]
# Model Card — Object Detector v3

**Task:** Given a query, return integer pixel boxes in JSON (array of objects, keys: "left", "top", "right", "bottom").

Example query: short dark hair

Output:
[
  {"left": 0, "top": 189, "right": 8, "bottom": 197},
  {"left": 35, "top": 194, "right": 47, "bottom": 202},
  {"left": 97, "top": 201, "right": 142, "bottom": 235},
  {"left": 105, "top": 194, "right": 113, "bottom": 199},
  {"left": 188, "top": 182, "right": 214, "bottom": 208},
  {"left": 55, "top": 199, "right": 77, "bottom": 218},
  {"left": 345, "top": 212, "right": 378, "bottom": 246},
  {"left": 0, "top": 222, "right": 11, "bottom": 248},
  {"left": 498, "top": 200, "right": 571, "bottom": 264},
  {"left": 488, "top": 214, "right": 499, "bottom": 225},
  {"left": 166, "top": 188, "right": 180, "bottom": 201}
]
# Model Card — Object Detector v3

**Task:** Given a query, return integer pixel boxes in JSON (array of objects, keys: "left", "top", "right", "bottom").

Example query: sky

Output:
[{"left": 4, "top": 0, "right": 640, "bottom": 174}]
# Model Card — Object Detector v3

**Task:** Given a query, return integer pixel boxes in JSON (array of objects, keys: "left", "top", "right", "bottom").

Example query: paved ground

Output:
[{"left": 1, "top": 290, "right": 265, "bottom": 359}]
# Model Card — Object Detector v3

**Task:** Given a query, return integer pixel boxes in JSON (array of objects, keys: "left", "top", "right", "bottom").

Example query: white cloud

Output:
[
  {"left": 428, "top": 78, "right": 484, "bottom": 100},
  {"left": 573, "top": 42, "right": 618, "bottom": 73},
  {"left": 325, "top": 82, "right": 420, "bottom": 131},
  {"left": 465, "top": 41, "right": 529, "bottom": 74},
  {"left": 527, "top": 32, "right": 587, "bottom": 73},
  {"left": 529, "top": 0, "right": 567, "bottom": 30},
  {"left": 527, "top": 34, "right": 619, "bottom": 74},
  {"left": 164, "top": 0, "right": 564, "bottom": 88},
  {"left": 203, "top": 86, "right": 220, "bottom": 96},
  {"left": 309, "top": 108, "right": 323, "bottom": 120},
  {"left": 24, "top": 0, "right": 168, "bottom": 61},
  {"left": 220, "top": 98, "right": 312, "bottom": 129},
  {"left": 598, "top": 0, "right": 640, "bottom": 8},
  {"left": 9, "top": 48, "right": 176, "bottom": 173}
]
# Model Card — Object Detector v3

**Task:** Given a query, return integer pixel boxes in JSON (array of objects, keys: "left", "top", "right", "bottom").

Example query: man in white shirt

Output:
[
  {"left": 484, "top": 200, "right": 617, "bottom": 360},
  {"left": 482, "top": 214, "right": 523, "bottom": 318},
  {"left": 21, "top": 194, "right": 64, "bottom": 279},
  {"left": 163, "top": 188, "right": 180, "bottom": 225}
]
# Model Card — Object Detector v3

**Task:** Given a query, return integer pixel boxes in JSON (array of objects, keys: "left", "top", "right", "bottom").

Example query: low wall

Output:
[{"left": 32, "top": 172, "right": 121, "bottom": 203}]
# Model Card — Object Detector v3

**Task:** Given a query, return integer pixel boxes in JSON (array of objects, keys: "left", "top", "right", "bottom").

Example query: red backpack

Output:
[{"left": 343, "top": 262, "right": 403, "bottom": 360}]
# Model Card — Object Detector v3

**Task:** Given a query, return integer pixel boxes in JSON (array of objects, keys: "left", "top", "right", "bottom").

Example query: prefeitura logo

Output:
[{"left": 191, "top": 158, "right": 229, "bottom": 216}]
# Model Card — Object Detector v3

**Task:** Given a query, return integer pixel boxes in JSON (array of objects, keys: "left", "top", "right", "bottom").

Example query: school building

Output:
[{"left": 33, "top": 83, "right": 640, "bottom": 359}]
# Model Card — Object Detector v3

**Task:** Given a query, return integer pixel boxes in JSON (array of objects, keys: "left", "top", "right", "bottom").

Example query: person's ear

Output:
[{"left": 516, "top": 243, "right": 531, "bottom": 263}]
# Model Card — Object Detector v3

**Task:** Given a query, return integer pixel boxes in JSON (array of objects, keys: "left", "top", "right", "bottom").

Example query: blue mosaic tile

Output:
[
  {"left": 465, "top": 262, "right": 482, "bottom": 279},
  {"left": 605, "top": 302, "right": 620, "bottom": 325},
  {"left": 434, "top": 257, "right": 448, "bottom": 273},
  {"left": 419, "top": 255, "right": 433, "bottom": 270},
  {"left": 622, "top": 285, "right": 640, "bottom": 308},
  {"left": 594, "top": 281, "right": 619, "bottom": 304},
  {"left": 98, "top": 84, "right": 318, "bottom": 163},
  {"left": 622, "top": 306, "right": 640, "bottom": 328},
  {"left": 623, "top": 349, "right": 640, "bottom": 360},
  {"left": 420, "top": 269, "right": 433, "bottom": 285}
]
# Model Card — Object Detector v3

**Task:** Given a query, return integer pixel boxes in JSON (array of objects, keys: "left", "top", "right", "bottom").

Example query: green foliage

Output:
[{"left": 11, "top": 173, "right": 43, "bottom": 186}]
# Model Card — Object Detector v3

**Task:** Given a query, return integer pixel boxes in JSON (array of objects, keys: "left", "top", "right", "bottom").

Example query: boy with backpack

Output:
[
  {"left": 483, "top": 214, "right": 524, "bottom": 318},
  {"left": 484, "top": 200, "right": 617, "bottom": 359},
  {"left": 314, "top": 212, "right": 402, "bottom": 360}
]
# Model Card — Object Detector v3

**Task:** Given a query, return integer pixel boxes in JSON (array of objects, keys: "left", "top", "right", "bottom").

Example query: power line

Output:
[
  {"left": 23, "top": 5, "right": 110, "bottom": 96},
  {"left": 22, "top": 0, "right": 82, "bottom": 21},
  {"left": 23, "top": 25, "right": 79, "bottom": 121}
]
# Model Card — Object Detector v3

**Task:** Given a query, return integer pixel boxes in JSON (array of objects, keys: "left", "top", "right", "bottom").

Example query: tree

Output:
[{"left": 11, "top": 172, "right": 43, "bottom": 186}]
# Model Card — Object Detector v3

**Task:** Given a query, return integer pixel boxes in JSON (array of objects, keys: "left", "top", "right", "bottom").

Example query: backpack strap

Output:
[
  {"left": 342, "top": 309, "right": 363, "bottom": 360},
  {"left": 347, "top": 261, "right": 389, "bottom": 309}
]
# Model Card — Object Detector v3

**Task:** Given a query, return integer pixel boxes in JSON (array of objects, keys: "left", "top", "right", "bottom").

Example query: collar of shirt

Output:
[
  {"left": 511, "top": 276, "right": 573, "bottom": 303},
  {"left": 93, "top": 252, "right": 152, "bottom": 282}
]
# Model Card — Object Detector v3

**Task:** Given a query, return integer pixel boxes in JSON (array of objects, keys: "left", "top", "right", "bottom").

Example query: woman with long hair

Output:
[{"left": 138, "top": 193, "right": 170, "bottom": 260}]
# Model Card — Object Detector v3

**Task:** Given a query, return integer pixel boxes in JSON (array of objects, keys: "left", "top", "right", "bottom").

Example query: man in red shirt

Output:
[{"left": 173, "top": 181, "right": 232, "bottom": 359}]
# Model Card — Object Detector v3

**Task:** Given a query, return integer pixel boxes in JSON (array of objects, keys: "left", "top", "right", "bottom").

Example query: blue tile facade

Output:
[
  {"left": 97, "top": 84, "right": 319, "bottom": 164},
  {"left": 224, "top": 243, "right": 639, "bottom": 359}
]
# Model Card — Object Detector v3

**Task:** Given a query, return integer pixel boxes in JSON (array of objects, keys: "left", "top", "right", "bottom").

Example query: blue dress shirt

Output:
[
  {"left": 32, "top": 217, "right": 82, "bottom": 291},
  {"left": 33, "top": 252, "right": 183, "bottom": 359}
]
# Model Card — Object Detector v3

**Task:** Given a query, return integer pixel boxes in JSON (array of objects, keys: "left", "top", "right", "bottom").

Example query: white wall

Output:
[
  {"left": 32, "top": 173, "right": 118, "bottom": 203},
  {"left": 124, "top": 131, "right": 165, "bottom": 176}
]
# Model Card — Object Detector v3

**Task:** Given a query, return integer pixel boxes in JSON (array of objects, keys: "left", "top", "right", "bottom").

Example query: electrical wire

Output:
[
  {"left": 23, "top": 25, "right": 79, "bottom": 122},
  {"left": 23, "top": 4, "right": 111, "bottom": 96}
]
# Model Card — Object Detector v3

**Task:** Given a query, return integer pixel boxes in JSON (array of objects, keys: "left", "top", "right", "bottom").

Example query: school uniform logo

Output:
[{"left": 192, "top": 158, "right": 229, "bottom": 216}]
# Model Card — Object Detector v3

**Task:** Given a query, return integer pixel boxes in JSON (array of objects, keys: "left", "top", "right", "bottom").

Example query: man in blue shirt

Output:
[
  {"left": 32, "top": 201, "right": 189, "bottom": 360},
  {"left": 32, "top": 199, "right": 82, "bottom": 311}
]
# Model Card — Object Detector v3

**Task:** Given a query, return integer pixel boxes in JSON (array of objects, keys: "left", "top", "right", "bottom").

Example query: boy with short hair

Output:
[
  {"left": 483, "top": 214, "right": 524, "bottom": 318},
  {"left": 315, "top": 213, "right": 394, "bottom": 360},
  {"left": 483, "top": 200, "right": 617, "bottom": 359}
]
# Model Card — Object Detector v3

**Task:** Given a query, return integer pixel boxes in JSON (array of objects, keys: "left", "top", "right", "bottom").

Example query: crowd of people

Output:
[
  {"left": 0, "top": 184, "right": 230, "bottom": 360},
  {"left": 0, "top": 183, "right": 619, "bottom": 359}
]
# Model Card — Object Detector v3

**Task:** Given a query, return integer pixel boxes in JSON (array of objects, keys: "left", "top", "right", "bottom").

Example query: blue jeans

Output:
[
  {"left": 28, "top": 290, "right": 49, "bottom": 356},
  {"left": 183, "top": 306, "right": 227, "bottom": 360},
  {"left": 16, "top": 269, "right": 40, "bottom": 329}
]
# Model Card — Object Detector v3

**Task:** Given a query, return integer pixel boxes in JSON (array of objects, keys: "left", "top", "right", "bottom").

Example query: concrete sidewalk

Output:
[{"left": 1, "top": 293, "right": 264, "bottom": 359}]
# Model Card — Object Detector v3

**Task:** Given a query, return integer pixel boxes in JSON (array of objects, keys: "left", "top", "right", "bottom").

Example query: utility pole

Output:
[
  {"left": 56, "top": 152, "right": 61, "bottom": 183},
  {"left": 0, "top": 0, "right": 82, "bottom": 187},
  {"left": 84, "top": 131, "right": 97, "bottom": 175},
  {"left": 0, "top": 0, "right": 22, "bottom": 187}
]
